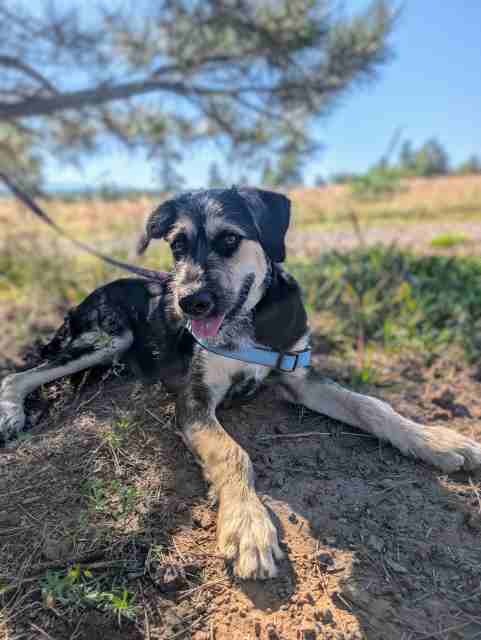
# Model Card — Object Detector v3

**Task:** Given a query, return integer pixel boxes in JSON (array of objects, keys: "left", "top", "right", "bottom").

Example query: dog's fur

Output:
[{"left": 2, "top": 187, "right": 481, "bottom": 579}]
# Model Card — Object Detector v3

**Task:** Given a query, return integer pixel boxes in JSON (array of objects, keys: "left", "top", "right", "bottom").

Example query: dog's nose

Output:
[{"left": 179, "top": 291, "right": 214, "bottom": 317}]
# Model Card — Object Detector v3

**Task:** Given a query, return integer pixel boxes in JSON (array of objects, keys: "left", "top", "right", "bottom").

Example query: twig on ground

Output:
[
  {"left": 179, "top": 577, "right": 229, "bottom": 600},
  {"left": 258, "top": 431, "right": 376, "bottom": 440},
  {"left": 144, "top": 408, "right": 173, "bottom": 429}
]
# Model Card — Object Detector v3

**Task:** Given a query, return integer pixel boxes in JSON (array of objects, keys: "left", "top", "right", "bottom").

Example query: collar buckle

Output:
[{"left": 275, "top": 350, "right": 299, "bottom": 372}]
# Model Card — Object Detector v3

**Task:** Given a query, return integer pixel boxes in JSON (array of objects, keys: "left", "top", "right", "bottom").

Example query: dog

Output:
[{"left": 1, "top": 186, "right": 481, "bottom": 579}]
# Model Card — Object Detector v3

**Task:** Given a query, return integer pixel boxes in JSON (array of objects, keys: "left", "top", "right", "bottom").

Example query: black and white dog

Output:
[{"left": 1, "top": 187, "right": 481, "bottom": 579}]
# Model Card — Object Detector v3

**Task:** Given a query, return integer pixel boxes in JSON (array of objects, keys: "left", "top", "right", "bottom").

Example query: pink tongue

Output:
[{"left": 191, "top": 315, "right": 225, "bottom": 339}]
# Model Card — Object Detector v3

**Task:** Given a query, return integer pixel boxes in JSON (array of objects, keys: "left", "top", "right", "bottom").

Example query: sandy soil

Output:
[{"left": 1, "top": 345, "right": 481, "bottom": 640}]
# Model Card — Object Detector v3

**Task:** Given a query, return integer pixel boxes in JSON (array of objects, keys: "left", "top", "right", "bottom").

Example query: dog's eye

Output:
[
  {"left": 224, "top": 233, "right": 240, "bottom": 247},
  {"left": 216, "top": 233, "right": 241, "bottom": 255}
]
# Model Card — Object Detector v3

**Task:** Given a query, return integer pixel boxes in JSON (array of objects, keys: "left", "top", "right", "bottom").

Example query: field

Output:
[{"left": 1, "top": 175, "right": 481, "bottom": 639}]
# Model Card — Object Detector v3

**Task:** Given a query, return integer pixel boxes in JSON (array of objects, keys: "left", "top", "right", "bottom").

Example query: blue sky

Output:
[{"left": 45, "top": 1, "right": 481, "bottom": 189}]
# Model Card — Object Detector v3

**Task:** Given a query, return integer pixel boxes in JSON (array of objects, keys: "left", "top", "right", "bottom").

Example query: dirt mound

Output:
[{"left": 1, "top": 354, "right": 481, "bottom": 639}]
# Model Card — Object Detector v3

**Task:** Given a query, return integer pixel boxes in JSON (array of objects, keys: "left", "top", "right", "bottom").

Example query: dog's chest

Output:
[{"left": 201, "top": 350, "right": 269, "bottom": 405}]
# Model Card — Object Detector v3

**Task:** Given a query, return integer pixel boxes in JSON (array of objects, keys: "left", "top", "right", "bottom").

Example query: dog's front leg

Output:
[
  {"left": 281, "top": 368, "right": 481, "bottom": 474},
  {"left": 177, "top": 393, "right": 283, "bottom": 579}
]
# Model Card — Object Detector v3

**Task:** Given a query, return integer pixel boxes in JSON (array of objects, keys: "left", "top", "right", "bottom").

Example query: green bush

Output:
[
  {"left": 350, "top": 168, "right": 404, "bottom": 201},
  {"left": 289, "top": 246, "right": 481, "bottom": 364}
]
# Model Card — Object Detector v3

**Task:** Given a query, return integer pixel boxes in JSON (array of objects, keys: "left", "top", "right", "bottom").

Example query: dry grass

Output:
[
  {"left": 290, "top": 174, "right": 481, "bottom": 226},
  {"left": 0, "top": 196, "right": 157, "bottom": 241},
  {"left": 1, "top": 174, "right": 480, "bottom": 239}
]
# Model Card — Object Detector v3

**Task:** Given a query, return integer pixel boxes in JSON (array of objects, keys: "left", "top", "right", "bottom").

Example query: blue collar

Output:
[{"left": 187, "top": 325, "right": 311, "bottom": 373}]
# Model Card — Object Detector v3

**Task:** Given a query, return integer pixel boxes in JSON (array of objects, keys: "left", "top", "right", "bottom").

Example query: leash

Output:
[
  {"left": 187, "top": 322, "right": 311, "bottom": 372},
  {"left": 0, "top": 172, "right": 168, "bottom": 283}
]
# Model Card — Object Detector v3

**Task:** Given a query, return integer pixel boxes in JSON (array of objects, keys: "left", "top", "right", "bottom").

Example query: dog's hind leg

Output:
[
  {"left": 0, "top": 330, "right": 133, "bottom": 442},
  {"left": 281, "top": 367, "right": 481, "bottom": 473}
]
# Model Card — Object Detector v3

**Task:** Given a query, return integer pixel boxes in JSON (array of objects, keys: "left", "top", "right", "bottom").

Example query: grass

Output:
[
  {"left": 289, "top": 245, "right": 481, "bottom": 369},
  {"left": 431, "top": 232, "right": 468, "bottom": 248},
  {"left": 290, "top": 174, "right": 481, "bottom": 227},
  {"left": 41, "top": 565, "right": 137, "bottom": 624}
]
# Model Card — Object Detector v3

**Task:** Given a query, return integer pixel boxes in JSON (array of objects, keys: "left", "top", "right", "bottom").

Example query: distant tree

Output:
[
  {"left": 412, "top": 138, "right": 450, "bottom": 177},
  {"left": 330, "top": 172, "right": 359, "bottom": 184},
  {"left": 314, "top": 174, "right": 326, "bottom": 187},
  {"left": 457, "top": 154, "right": 481, "bottom": 175},
  {"left": 351, "top": 166, "right": 403, "bottom": 200},
  {"left": 0, "top": 1, "right": 398, "bottom": 186}
]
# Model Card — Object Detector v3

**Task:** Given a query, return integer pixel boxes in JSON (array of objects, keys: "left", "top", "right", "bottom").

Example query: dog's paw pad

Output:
[
  {"left": 0, "top": 401, "right": 26, "bottom": 443},
  {"left": 218, "top": 495, "right": 283, "bottom": 580}
]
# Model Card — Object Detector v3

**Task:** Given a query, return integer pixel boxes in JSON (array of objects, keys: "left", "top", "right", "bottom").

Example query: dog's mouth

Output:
[{"left": 190, "top": 314, "right": 226, "bottom": 340}]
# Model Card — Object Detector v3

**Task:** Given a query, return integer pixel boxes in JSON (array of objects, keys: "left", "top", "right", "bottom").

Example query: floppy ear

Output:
[
  {"left": 238, "top": 188, "right": 291, "bottom": 262},
  {"left": 137, "top": 200, "right": 177, "bottom": 255}
]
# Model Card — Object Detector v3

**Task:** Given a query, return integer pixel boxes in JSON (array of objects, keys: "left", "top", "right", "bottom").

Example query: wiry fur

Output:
[{"left": 2, "top": 187, "right": 481, "bottom": 580}]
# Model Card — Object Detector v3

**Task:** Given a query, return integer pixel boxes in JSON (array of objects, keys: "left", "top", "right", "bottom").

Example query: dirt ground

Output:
[{"left": 1, "top": 340, "right": 481, "bottom": 640}]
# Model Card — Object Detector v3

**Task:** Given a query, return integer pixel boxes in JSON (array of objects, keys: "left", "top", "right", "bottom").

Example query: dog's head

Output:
[{"left": 138, "top": 187, "right": 291, "bottom": 340}]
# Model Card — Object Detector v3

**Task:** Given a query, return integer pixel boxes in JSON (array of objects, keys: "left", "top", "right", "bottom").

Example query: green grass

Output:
[
  {"left": 289, "top": 246, "right": 481, "bottom": 367},
  {"left": 0, "top": 235, "right": 170, "bottom": 306},
  {"left": 431, "top": 232, "right": 468, "bottom": 248},
  {"left": 85, "top": 477, "right": 140, "bottom": 521},
  {"left": 41, "top": 565, "right": 137, "bottom": 624}
]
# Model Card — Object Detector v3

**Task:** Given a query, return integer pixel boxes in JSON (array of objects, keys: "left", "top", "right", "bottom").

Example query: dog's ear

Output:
[
  {"left": 238, "top": 188, "right": 291, "bottom": 262},
  {"left": 137, "top": 200, "right": 177, "bottom": 255}
]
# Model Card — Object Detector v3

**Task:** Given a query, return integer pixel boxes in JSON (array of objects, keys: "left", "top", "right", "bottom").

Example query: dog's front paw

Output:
[
  {"left": 217, "top": 493, "right": 283, "bottom": 579},
  {"left": 414, "top": 426, "right": 481, "bottom": 473},
  {"left": 0, "top": 400, "right": 26, "bottom": 443}
]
